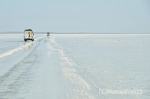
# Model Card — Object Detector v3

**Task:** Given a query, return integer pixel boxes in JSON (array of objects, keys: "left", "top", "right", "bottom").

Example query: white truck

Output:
[{"left": 24, "top": 29, "right": 34, "bottom": 41}]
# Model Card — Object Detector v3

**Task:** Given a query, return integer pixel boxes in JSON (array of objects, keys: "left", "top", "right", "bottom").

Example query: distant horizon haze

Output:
[{"left": 0, "top": 0, "right": 150, "bottom": 33}]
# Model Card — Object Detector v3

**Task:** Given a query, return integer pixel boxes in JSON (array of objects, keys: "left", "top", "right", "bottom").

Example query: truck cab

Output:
[{"left": 24, "top": 29, "right": 34, "bottom": 41}]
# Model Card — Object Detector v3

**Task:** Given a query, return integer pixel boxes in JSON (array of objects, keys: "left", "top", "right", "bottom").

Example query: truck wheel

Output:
[
  {"left": 24, "top": 39, "right": 27, "bottom": 41},
  {"left": 32, "top": 39, "right": 34, "bottom": 41}
]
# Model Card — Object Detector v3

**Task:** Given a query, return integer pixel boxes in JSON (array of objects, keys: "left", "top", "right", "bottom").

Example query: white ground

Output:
[{"left": 0, "top": 33, "right": 150, "bottom": 99}]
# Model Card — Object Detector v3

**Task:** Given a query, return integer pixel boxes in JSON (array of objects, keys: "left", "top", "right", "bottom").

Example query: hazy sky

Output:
[{"left": 0, "top": 0, "right": 150, "bottom": 33}]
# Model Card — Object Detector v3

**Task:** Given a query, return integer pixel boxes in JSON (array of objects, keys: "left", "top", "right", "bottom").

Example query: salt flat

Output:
[{"left": 0, "top": 33, "right": 149, "bottom": 99}]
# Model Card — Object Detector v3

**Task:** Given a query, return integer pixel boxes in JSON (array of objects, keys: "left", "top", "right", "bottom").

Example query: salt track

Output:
[{"left": 0, "top": 34, "right": 150, "bottom": 99}]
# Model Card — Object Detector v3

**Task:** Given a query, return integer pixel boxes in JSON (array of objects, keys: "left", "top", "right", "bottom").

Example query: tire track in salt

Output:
[
  {"left": 47, "top": 37, "right": 95, "bottom": 99},
  {"left": 0, "top": 36, "right": 45, "bottom": 59},
  {"left": 0, "top": 38, "right": 43, "bottom": 99}
]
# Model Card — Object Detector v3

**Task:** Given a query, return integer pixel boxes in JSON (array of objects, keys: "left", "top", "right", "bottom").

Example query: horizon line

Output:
[{"left": 0, "top": 31, "right": 150, "bottom": 34}]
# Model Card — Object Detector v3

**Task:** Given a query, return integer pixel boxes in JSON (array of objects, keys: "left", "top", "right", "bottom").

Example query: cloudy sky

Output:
[{"left": 0, "top": 0, "right": 150, "bottom": 33}]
